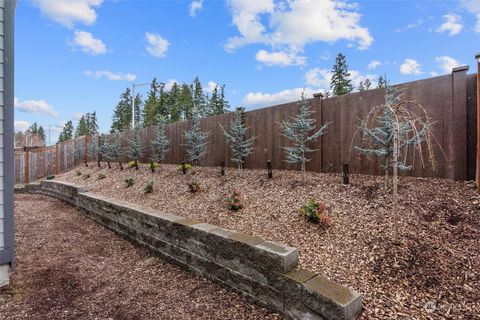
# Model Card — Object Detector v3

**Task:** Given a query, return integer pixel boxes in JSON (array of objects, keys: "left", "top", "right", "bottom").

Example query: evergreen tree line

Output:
[{"left": 111, "top": 77, "right": 230, "bottom": 132}]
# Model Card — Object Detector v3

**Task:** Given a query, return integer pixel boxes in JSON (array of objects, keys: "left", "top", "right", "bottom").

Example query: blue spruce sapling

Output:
[
  {"left": 220, "top": 108, "right": 255, "bottom": 170},
  {"left": 280, "top": 92, "right": 329, "bottom": 183}
]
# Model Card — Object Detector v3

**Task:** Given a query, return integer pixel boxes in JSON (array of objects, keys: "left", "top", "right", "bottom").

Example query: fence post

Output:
[
  {"left": 475, "top": 53, "right": 480, "bottom": 192},
  {"left": 24, "top": 151, "right": 30, "bottom": 184},
  {"left": 313, "top": 92, "right": 323, "bottom": 172},
  {"left": 450, "top": 66, "right": 469, "bottom": 180},
  {"left": 55, "top": 143, "right": 60, "bottom": 174}
]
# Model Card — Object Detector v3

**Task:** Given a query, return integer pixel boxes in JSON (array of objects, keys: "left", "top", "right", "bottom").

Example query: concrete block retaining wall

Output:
[{"left": 17, "top": 180, "right": 362, "bottom": 320}]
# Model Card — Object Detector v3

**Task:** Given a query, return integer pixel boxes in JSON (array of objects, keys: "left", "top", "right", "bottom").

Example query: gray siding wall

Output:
[
  {"left": 0, "top": 0, "right": 5, "bottom": 254},
  {"left": 0, "top": 0, "right": 14, "bottom": 285}
]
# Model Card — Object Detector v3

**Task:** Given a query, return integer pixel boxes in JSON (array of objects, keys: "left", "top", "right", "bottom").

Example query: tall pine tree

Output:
[
  {"left": 330, "top": 53, "right": 353, "bottom": 96},
  {"left": 143, "top": 78, "right": 161, "bottom": 127},
  {"left": 58, "top": 120, "right": 74, "bottom": 143},
  {"left": 111, "top": 88, "right": 133, "bottom": 132}
]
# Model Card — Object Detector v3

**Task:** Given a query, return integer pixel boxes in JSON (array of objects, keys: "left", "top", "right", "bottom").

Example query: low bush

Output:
[
  {"left": 127, "top": 160, "right": 138, "bottom": 168},
  {"left": 76, "top": 171, "right": 82, "bottom": 176},
  {"left": 187, "top": 180, "right": 201, "bottom": 193},
  {"left": 299, "top": 199, "right": 333, "bottom": 226},
  {"left": 125, "top": 178, "right": 134, "bottom": 188},
  {"left": 226, "top": 190, "right": 243, "bottom": 211},
  {"left": 144, "top": 181, "right": 154, "bottom": 193},
  {"left": 97, "top": 173, "right": 107, "bottom": 180},
  {"left": 83, "top": 174, "right": 91, "bottom": 179},
  {"left": 177, "top": 163, "right": 192, "bottom": 172},
  {"left": 46, "top": 175, "right": 55, "bottom": 180}
]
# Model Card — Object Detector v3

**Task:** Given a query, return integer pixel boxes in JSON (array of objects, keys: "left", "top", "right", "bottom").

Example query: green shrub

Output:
[
  {"left": 299, "top": 199, "right": 332, "bottom": 226},
  {"left": 125, "top": 178, "right": 134, "bottom": 188},
  {"left": 177, "top": 163, "right": 192, "bottom": 172},
  {"left": 144, "top": 181, "right": 154, "bottom": 193},
  {"left": 46, "top": 175, "right": 55, "bottom": 180},
  {"left": 226, "top": 190, "right": 243, "bottom": 211},
  {"left": 76, "top": 171, "right": 82, "bottom": 176},
  {"left": 83, "top": 174, "right": 91, "bottom": 179},
  {"left": 97, "top": 173, "right": 107, "bottom": 180},
  {"left": 187, "top": 180, "right": 201, "bottom": 193},
  {"left": 127, "top": 160, "right": 137, "bottom": 168}
]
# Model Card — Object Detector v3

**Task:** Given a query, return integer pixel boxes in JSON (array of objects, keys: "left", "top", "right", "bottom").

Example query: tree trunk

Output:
[
  {"left": 385, "top": 158, "right": 389, "bottom": 188},
  {"left": 107, "top": 161, "right": 111, "bottom": 169},
  {"left": 135, "top": 160, "right": 139, "bottom": 170},
  {"left": 119, "top": 161, "right": 123, "bottom": 171}
]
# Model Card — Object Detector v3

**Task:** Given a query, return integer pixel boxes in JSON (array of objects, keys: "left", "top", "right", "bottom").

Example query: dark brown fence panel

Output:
[
  {"left": 13, "top": 71, "right": 476, "bottom": 183},
  {"left": 467, "top": 74, "right": 477, "bottom": 181}
]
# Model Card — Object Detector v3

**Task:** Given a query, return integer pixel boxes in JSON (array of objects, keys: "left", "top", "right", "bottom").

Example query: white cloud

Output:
[
  {"left": 145, "top": 32, "right": 170, "bottom": 58},
  {"left": 367, "top": 60, "right": 381, "bottom": 70},
  {"left": 462, "top": 0, "right": 480, "bottom": 32},
  {"left": 395, "top": 18, "right": 424, "bottom": 32},
  {"left": 189, "top": 0, "right": 203, "bottom": 17},
  {"left": 243, "top": 87, "right": 315, "bottom": 109},
  {"left": 71, "top": 30, "right": 107, "bottom": 55},
  {"left": 255, "top": 49, "right": 306, "bottom": 67},
  {"left": 14, "top": 97, "right": 59, "bottom": 117},
  {"left": 84, "top": 70, "right": 137, "bottom": 81},
  {"left": 434, "top": 56, "right": 462, "bottom": 74},
  {"left": 436, "top": 14, "right": 463, "bottom": 36},
  {"left": 14, "top": 121, "right": 32, "bottom": 133},
  {"left": 73, "top": 112, "right": 84, "bottom": 121},
  {"left": 349, "top": 70, "right": 378, "bottom": 88},
  {"left": 304, "top": 68, "right": 331, "bottom": 90},
  {"left": 206, "top": 81, "right": 218, "bottom": 93},
  {"left": 226, "top": 0, "right": 373, "bottom": 66},
  {"left": 400, "top": 58, "right": 422, "bottom": 75},
  {"left": 33, "top": 0, "right": 103, "bottom": 28},
  {"left": 164, "top": 79, "right": 178, "bottom": 91}
]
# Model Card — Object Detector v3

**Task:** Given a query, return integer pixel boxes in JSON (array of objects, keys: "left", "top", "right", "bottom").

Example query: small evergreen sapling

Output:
[
  {"left": 185, "top": 112, "right": 209, "bottom": 166},
  {"left": 280, "top": 92, "right": 329, "bottom": 182},
  {"left": 88, "top": 135, "right": 99, "bottom": 167},
  {"left": 99, "top": 134, "right": 112, "bottom": 169},
  {"left": 150, "top": 119, "right": 170, "bottom": 172},
  {"left": 125, "top": 125, "right": 144, "bottom": 170},
  {"left": 110, "top": 131, "right": 124, "bottom": 170},
  {"left": 220, "top": 109, "right": 255, "bottom": 170},
  {"left": 74, "top": 138, "right": 85, "bottom": 166}
]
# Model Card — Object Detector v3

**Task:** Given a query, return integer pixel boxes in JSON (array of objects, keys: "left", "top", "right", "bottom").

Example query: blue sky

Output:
[{"left": 14, "top": 0, "right": 479, "bottom": 143}]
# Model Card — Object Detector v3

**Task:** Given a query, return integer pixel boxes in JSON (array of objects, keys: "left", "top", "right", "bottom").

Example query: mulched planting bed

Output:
[
  {"left": 0, "top": 194, "right": 282, "bottom": 320},
  {"left": 56, "top": 163, "right": 480, "bottom": 319}
]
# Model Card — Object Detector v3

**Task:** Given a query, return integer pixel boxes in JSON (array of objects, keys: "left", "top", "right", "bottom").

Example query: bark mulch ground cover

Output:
[
  {"left": 57, "top": 163, "right": 480, "bottom": 319},
  {"left": 0, "top": 193, "right": 282, "bottom": 320}
]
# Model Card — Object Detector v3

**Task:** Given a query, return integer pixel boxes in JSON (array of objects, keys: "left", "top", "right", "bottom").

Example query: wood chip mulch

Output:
[
  {"left": 0, "top": 193, "right": 282, "bottom": 320},
  {"left": 55, "top": 163, "right": 480, "bottom": 319}
]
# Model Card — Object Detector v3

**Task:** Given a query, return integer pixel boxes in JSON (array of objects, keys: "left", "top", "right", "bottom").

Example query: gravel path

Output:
[
  {"left": 0, "top": 194, "right": 282, "bottom": 320},
  {"left": 57, "top": 163, "right": 480, "bottom": 319}
]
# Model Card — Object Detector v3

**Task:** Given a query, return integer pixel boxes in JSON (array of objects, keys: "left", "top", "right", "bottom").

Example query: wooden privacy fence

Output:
[
  {"left": 14, "top": 136, "right": 87, "bottom": 184},
  {"left": 14, "top": 68, "right": 477, "bottom": 183}
]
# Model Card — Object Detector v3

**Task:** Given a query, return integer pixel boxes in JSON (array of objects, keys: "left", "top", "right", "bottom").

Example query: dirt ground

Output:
[
  {"left": 56, "top": 163, "right": 480, "bottom": 319},
  {"left": 0, "top": 193, "right": 282, "bottom": 320}
]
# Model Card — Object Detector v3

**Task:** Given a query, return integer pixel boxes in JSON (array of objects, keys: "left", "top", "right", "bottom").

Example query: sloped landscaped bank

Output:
[
  {"left": 54, "top": 163, "right": 480, "bottom": 319},
  {"left": 16, "top": 180, "right": 362, "bottom": 320}
]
